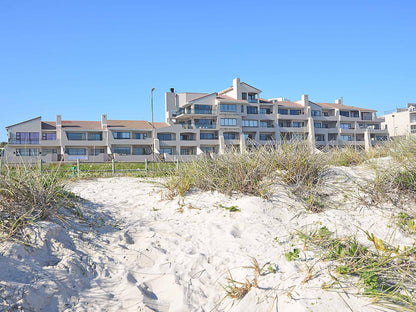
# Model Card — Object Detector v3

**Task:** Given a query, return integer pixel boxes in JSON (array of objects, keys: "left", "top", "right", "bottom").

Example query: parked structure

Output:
[
  {"left": 3, "top": 78, "right": 388, "bottom": 163},
  {"left": 381, "top": 103, "right": 416, "bottom": 137}
]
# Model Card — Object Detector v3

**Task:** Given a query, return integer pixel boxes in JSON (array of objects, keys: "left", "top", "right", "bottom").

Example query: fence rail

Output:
[{"left": 0, "top": 158, "right": 180, "bottom": 178}]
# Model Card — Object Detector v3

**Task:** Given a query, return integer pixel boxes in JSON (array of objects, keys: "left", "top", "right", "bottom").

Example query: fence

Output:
[{"left": 0, "top": 158, "right": 180, "bottom": 178}]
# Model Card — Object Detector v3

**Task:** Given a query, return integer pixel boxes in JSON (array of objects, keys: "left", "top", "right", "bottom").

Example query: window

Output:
[
  {"left": 14, "top": 132, "right": 39, "bottom": 144},
  {"left": 292, "top": 122, "right": 304, "bottom": 128},
  {"left": 113, "top": 132, "right": 131, "bottom": 139},
  {"left": 323, "top": 112, "right": 329, "bottom": 116},
  {"left": 311, "top": 110, "right": 321, "bottom": 117},
  {"left": 314, "top": 123, "right": 322, "bottom": 128},
  {"left": 410, "top": 114, "right": 416, "bottom": 123},
  {"left": 181, "top": 148, "right": 195, "bottom": 155},
  {"left": 42, "top": 149, "right": 57, "bottom": 155},
  {"left": 160, "top": 148, "right": 173, "bottom": 154},
  {"left": 180, "top": 134, "right": 195, "bottom": 141},
  {"left": 290, "top": 110, "right": 301, "bottom": 115},
  {"left": 66, "top": 132, "right": 86, "bottom": 140},
  {"left": 247, "top": 106, "right": 258, "bottom": 114},
  {"left": 242, "top": 120, "right": 258, "bottom": 127},
  {"left": 16, "top": 148, "right": 39, "bottom": 156},
  {"left": 315, "top": 135, "right": 325, "bottom": 141},
  {"left": 113, "top": 147, "right": 131, "bottom": 155},
  {"left": 66, "top": 148, "right": 86, "bottom": 155},
  {"left": 220, "top": 104, "right": 236, "bottom": 112},
  {"left": 133, "top": 147, "right": 151, "bottom": 155},
  {"left": 278, "top": 109, "right": 288, "bottom": 115},
  {"left": 157, "top": 133, "right": 173, "bottom": 141},
  {"left": 340, "top": 123, "right": 351, "bottom": 129},
  {"left": 351, "top": 111, "right": 359, "bottom": 118},
  {"left": 223, "top": 132, "right": 237, "bottom": 140},
  {"left": 242, "top": 93, "right": 247, "bottom": 100},
  {"left": 90, "top": 148, "right": 105, "bottom": 156},
  {"left": 42, "top": 133, "right": 56, "bottom": 141},
  {"left": 88, "top": 132, "right": 103, "bottom": 141},
  {"left": 260, "top": 108, "right": 272, "bottom": 114},
  {"left": 241, "top": 105, "right": 244, "bottom": 113},
  {"left": 200, "top": 146, "right": 216, "bottom": 153},
  {"left": 221, "top": 118, "right": 237, "bottom": 126},
  {"left": 244, "top": 133, "right": 255, "bottom": 140},
  {"left": 134, "top": 133, "right": 147, "bottom": 139},
  {"left": 341, "top": 135, "right": 351, "bottom": 141},
  {"left": 260, "top": 121, "right": 273, "bottom": 128},
  {"left": 200, "top": 133, "right": 216, "bottom": 140},
  {"left": 259, "top": 134, "right": 274, "bottom": 140},
  {"left": 248, "top": 94, "right": 257, "bottom": 103},
  {"left": 195, "top": 119, "right": 216, "bottom": 129},
  {"left": 194, "top": 104, "right": 212, "bottom": 114},
  {"left": 340, "top": 111, "right": 350, "bottom": 117}
]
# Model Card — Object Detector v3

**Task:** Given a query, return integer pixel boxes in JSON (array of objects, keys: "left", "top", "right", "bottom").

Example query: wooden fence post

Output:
[
  {"left": 39, "top": 159, "right": 43, "bottom": 175},
  {"left": 145, "top": 159, "right": 148, "bottom": 174},
  {"left": 112, "top": 159, "right": 115, "bottom": 175},
  {"left": 77, "top": 159, "right": 80, "bottom": 177}
]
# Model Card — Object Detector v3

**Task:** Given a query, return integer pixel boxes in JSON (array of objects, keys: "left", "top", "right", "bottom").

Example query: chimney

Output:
[
  {"left": 56, "top": 115, "right": 62, "bottom": 127},
  {"left": 101, "top": 114, "right": 108, "bottom": 130},
  {"left": 232, "top": 77, "right": 241, "bottom": 100},
  {"left": 301, "top": 94, "right": 309, "bottom": 107},
  {"left": 335, "top": 99, "right": 342, "bottom": 105},
  {"left": 170, "top": 88, "right": 175, "bottom": 93}
]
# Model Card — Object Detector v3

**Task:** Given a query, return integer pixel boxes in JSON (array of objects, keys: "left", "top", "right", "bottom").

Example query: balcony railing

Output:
[
  {"left": 176, "top": 109, "right": 213, "bottom": 115},
  {"left": 195, "top": 124, "right": 216, "bottom": 129},
  {"left": 8, "top": 139, "right": 39, "bottom": 145}
]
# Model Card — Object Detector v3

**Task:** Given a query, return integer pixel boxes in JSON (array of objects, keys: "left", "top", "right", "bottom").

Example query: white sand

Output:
[{"left": 1, "top": 165, "right": 414, "bottom": 311}]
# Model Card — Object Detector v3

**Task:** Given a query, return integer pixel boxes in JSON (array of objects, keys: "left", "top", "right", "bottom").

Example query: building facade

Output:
[
  {"left": 381, "top": 103, "right": 416, "bottom": 137},
  {"left": 3, "top": 78, "right": 388, "bottom": 163}
]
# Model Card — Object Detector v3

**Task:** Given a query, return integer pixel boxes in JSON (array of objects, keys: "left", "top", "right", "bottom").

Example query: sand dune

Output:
[{"left": 1, "top": 165, "right": 412, "bottom": 311}]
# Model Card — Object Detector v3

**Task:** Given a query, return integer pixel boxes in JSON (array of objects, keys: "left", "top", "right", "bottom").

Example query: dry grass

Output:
[{"left": 0, "top": 164, "right": 74, "bottom": 240}]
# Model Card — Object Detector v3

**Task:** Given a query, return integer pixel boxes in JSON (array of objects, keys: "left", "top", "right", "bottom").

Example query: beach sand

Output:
[{"left": 1, "top": 165, "right": 413, "bottom": 311}]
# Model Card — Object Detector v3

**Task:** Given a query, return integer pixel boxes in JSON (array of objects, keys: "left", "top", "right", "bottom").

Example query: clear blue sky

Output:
[{"left": 1, "top": 0, "right": 415, "bottom": 142}]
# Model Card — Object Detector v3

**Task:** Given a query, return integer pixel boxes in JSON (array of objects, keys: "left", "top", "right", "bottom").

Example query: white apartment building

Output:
[
  {"left": 3, "top": 78, "right": 388, "bottom": 163},
  {"left": 382, "top": 103, "right": 416, "bottom": 137}
]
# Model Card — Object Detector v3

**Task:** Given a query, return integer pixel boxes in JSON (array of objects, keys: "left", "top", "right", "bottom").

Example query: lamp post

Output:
[{"left": 151, "top": 87, "right": 155, "bottom": 162}]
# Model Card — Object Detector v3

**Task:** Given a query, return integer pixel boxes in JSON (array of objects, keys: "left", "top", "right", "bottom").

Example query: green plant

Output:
[
  {"left": 219, "top": 204, "right": 240, "bottom": 212},
  {"left": 285, "top": 248, "right": 300, "bottom": 261},
  {"left": 299, "top": 226, "right": 416, "bottom": 311}
]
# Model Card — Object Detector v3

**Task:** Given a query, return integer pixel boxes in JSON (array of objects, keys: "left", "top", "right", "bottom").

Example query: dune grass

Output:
[
  {"left": 164, "top": 141, "right": 328, "bottom": 201},
  {"left": 0, "top": 165, "right": 74, "bottom": 240},
  {"left": 299, "top": 226, "right": 416, "bottom": 311}
]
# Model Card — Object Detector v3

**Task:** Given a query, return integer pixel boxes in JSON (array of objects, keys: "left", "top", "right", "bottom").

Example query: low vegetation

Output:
[
  {"left": 165, "top": 140, "right": 328, "bottom": 202},
  {"left": 0, "top": 165, "right": 74, "bottom": 240},
  {"left": 299, "top": 226, "right": 416, "bottom": 311}
]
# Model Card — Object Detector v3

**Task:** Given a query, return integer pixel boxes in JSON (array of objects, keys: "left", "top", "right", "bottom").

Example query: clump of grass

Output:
[
  {"left": 0, "top": 165, "right": 74, "bottom": 240},
  {"left": 165, "top": 140, "right": 329, "bottom": 206},
  {"left": 164, "top": 146, "right": 277, "bottom": 198},
  {"left": 299, "top": 226, "right": 416, "bottom": 311},
  {"left": 329, "top": 146, "right": 368, "bottom": 166},
  {"left": 396, "top": 212, "right": 416, "bottom": 234}
]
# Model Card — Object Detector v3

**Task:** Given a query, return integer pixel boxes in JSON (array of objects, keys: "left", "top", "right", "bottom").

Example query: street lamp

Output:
[{"left": 151, "top": 87, "right": 155, "bottom": 162}]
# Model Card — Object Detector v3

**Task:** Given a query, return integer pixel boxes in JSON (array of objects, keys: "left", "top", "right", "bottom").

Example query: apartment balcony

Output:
[
  {"left": 8, "top": 140, "right": 40, "bottom": 145},
  {"left": 194, "top": 124, "right": 217, "bottom": 129},
  {"left": 279, "top": 126, "right": 308, "bottom": 133},
  {"left": 339, "top": 116, "right": 360, "bottom": 121},
  {"left": 277, "top": 114, "right": 308, "bottom": 120},
  {"left": 312, "top": 115, "right": 338, "bottom": 121},
  {"left": 339, "top": 128, "right": 356, "bottom": 134},
  {"left": 40, "top": 139, "right": 61, "bottom": 146},
  {"left": 108, "top": 138, "right": 152, "bottom": 145},
  {"left": 179, "top": 140, "right": 198, "bottom": 147},
  {"left": 314, "top": 128, "right": 338, "bottom": 134},
  {"left": 174, "top": 109, "right": 214, "bottom": 117}
]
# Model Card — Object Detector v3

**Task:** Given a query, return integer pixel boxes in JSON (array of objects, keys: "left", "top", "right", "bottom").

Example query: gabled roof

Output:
[
  {"left": 62, "top": 121, "right": 102, "bottom": 130},
  {"left": 259, "top": 98, "right": 272, "bottom": 104},
  {"left": 107, "top": 120, "right": 169, "bottom": 129},
  {"left": 216, "top": 94, "right": 247, "bottom": 103},
  {"left": 218, "top": 82, "right": 262, "bottom": 94},
  {"left": 188, "top": 92, "right": 217, "bottom": 103},
  {"left": 316, "top": 102, "right": 376, "bottom": 112},
  {"left": 42, "top": 121, "right": 56, "bottom": 130},
  {"left": 6, "top": 116, "right": 41, "bottom": 129},
  {"left": 277, "top": 101, "right": 304, "bottom": 108}
]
